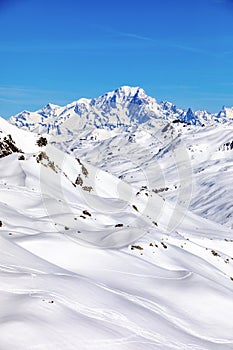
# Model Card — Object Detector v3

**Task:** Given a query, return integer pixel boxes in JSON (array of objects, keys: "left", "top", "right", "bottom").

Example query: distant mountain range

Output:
[{"left": 9, "top": 86, "right": 233, "bottom": 134}]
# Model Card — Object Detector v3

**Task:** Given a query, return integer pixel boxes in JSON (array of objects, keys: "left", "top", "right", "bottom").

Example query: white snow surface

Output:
[{"left": 1, "top": 88, "right": 233, "bottom": 349}]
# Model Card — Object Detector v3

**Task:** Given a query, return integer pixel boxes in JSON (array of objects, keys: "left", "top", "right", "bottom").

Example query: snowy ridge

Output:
[{"left": 10, "top": 86, "right": 233, "bottom": 135}]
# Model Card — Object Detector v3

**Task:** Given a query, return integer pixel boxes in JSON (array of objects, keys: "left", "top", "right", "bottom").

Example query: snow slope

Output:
[
  {"left": 52, "top": 117, "right": 233, "bottom": 229},
  {"left": 1, "top": 112, "right": 233, "bottom": 349}
]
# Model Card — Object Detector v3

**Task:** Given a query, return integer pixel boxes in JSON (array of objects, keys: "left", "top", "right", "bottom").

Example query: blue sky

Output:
[{"left": 1, "top": 0, "right": 233, "bottom": 117}]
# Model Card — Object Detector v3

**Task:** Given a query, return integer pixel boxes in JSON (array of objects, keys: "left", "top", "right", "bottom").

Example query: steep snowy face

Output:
[
  {"left": 159, "top": 101, "right": 183, "bottom": 119},
  {"left": 180, "top": 108, "right": 203, "bottom": 126},
  {"left": 88, "top": 86, "right": 162, "bottom": 124},
  {"left": 216, "top": 106, "right": 233, "bottom": 122},
  {"left": 0, "top": 116, "right": 39, "bottom": 154}
]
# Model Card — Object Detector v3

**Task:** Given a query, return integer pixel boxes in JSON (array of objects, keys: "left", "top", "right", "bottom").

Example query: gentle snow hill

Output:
[{"left": 10, "top": 86, "right": 233, "bottom": 135}]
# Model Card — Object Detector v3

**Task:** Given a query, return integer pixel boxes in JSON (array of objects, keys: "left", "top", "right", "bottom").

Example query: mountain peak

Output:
[
  {"left": 114, "top": 86, "right": 146, "bottom": 97},
  {"left": 41, "top": 103, "right": 60, "bottom": 113},
  {"left": 98, "top": 86, "right": 149, "bottom": 103}
]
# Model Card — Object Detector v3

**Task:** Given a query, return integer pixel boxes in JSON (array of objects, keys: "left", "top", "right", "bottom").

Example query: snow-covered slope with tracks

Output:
[{"left": 1, "top": 90, "right": 233, "bottom": 349}]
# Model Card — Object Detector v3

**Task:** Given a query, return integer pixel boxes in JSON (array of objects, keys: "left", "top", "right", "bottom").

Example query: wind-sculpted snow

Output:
[{"left": 1, "top": 101, "right": 233, "bottom": 349}]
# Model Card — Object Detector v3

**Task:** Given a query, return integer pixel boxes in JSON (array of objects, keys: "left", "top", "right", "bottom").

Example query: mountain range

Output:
[{"left": 9, "top": 86, "right": 233, "bottom": 135}]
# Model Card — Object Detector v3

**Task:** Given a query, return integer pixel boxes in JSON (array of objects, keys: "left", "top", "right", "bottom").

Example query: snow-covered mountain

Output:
[
  {"left": 1, "top": 89, "right": 233, "bottom": 349},
  {"left": 10, "top": 86, "right": 233, "bottom": 135}
]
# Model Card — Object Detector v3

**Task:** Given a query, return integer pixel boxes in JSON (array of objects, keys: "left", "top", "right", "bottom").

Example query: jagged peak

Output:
[
  {"left": 160, "top": 100, "right": 179, "bottom": 111},
  {"left": 14, "top": 110, "right": 31, "bottom": 117},
  {"left": 114, "top": 85, "right": 146, "bottom": 96},
  {"left": 41, "top": 103, "right": 61, "bottom": 112},
  {"left": 97, "top": 86, "right": 149, "bottom": 101}
]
